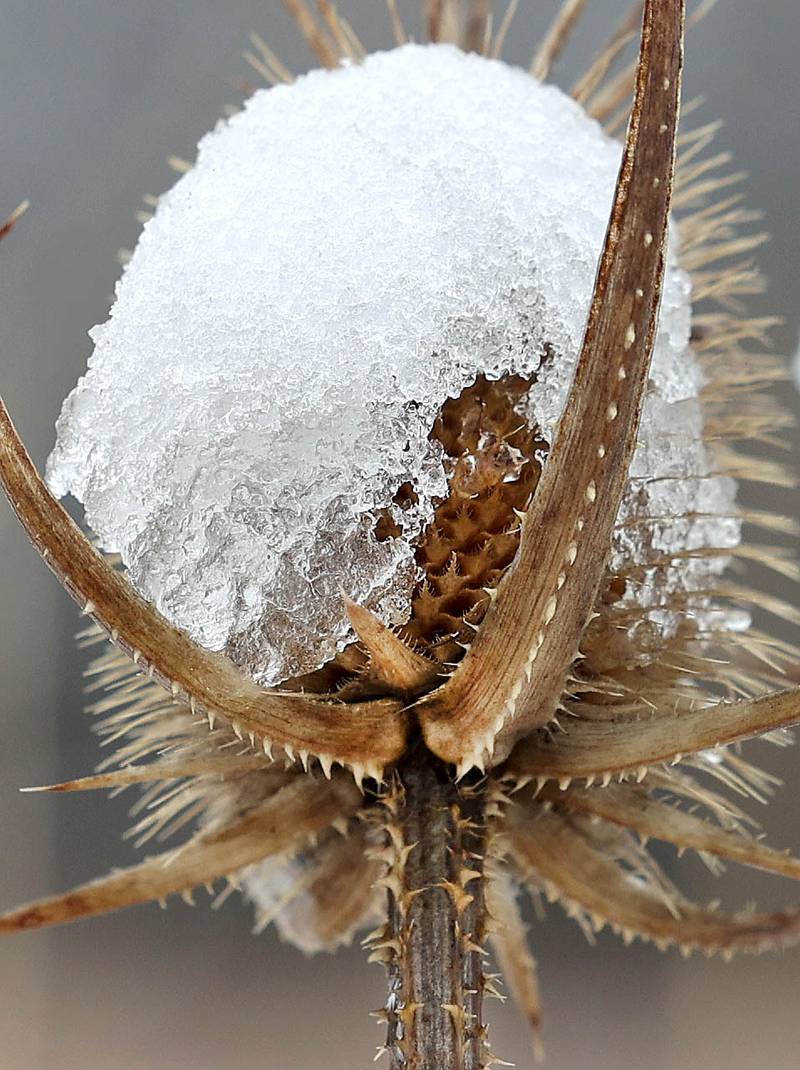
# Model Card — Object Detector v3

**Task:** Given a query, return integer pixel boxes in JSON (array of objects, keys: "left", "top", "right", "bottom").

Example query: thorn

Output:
[
  {"left": 0, "top": 199, "right": 30, "bottom": 242},
  {"left": 167, "top": 154, "right": 191, "bottom": 173},
  {"left": 352, "top": 762, "right": 366, "bottom": 790}
]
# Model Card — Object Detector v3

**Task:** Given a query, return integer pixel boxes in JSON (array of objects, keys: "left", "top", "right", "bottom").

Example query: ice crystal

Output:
[{"left": 46, "top": 44, "right": 738, "bottom": 684}]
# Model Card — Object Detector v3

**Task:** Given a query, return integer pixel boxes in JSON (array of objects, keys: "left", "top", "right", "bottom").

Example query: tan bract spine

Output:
[{"left": 415, "top": 0, "right": 685, "bottom": 775}]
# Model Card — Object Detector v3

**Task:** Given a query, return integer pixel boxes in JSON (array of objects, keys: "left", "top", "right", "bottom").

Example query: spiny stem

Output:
[{"left": 383, "top": 750, "right": 487, "bottom": 1069}]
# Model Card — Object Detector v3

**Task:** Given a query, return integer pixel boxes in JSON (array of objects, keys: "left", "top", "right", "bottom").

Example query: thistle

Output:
[{"left": 1, "top": 2, "right": 799, "bottom": 1068}]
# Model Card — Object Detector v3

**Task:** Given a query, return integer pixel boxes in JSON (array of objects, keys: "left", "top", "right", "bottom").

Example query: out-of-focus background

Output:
[{"left": 1, "top": 2, "right": 799, "bottom": 1067}]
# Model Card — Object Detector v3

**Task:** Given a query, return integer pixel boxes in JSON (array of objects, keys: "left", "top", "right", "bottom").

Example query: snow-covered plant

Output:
[{"left": 1, "top": 2, "right": 799, "bottom": 1066}]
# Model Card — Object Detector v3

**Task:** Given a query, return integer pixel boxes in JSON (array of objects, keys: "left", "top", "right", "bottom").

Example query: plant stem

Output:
[{"left": 383, "top": 748, "right": 487, "bottom": 1069}]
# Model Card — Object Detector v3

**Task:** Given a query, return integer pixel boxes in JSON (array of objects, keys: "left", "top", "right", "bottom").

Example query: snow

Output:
[{"left": 47, "top": 44, "right": 738, "bottom": 684}]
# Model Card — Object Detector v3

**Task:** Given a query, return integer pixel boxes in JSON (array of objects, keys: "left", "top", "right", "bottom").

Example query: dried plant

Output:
[{"left": 1, "top": 1, "right": 799, "bottom": 1067}]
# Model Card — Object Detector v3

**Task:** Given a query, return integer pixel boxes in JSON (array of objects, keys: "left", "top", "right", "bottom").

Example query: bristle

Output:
[
  {"left": 0, "top": 200, "right": 30, "bottom": 241},
  {"left": 530, "top": 0, "right": 587, "bottom": 81},
  {"left": 167, "top": 155, "right": 191, "bottom": 174},
  {"left": 314, "top": 0, "right": 356, "bottom": 61},
  {"left": 384, "top": 0, "right": 407, "bottom": 46},
  {"left": 570, "top": 2, "right": 641, "bottom": 104},
  {"left": 464, "top": 0, "right": 491, "bottom": 54},
  {"left": 282, "top": 0, "right": 339, "bottom": 68},
  {"left": 248, "top": 32, "right": 294, "bottom": 84},
  {"left": 490, "top": 0, "right": 518, "bottom": 60}
]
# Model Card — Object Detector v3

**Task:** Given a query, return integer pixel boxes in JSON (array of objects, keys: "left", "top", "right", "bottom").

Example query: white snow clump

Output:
[{"left": 46, "top": 44, "right": 739, "bottom": 685}]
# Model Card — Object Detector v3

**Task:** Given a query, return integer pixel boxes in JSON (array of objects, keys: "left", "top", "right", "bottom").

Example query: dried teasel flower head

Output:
[
  {"left": 45, "top": 43, "right": 732, "bottom": 692},
  {"left": 1, "top": 2, "right": 800, "bottom": 1067}
]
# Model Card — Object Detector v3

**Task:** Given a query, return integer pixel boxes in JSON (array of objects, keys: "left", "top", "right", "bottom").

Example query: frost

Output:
[{"left": 47, "top": 44, "right": 739, "bottom": 684}]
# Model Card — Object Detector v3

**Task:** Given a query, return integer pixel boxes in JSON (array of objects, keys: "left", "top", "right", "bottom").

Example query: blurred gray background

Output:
[{"left": 1, "top": 2, "right": 799, "bottom": 1068}]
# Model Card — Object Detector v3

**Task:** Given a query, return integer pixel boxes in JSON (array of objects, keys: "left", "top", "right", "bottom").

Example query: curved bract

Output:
[
  {"left": 535, "top": 780, "right": 800, "bottom": 882},
  {"left": 504, "top": 688, "right": 800, "bottom": 786},
  {"left": 0, "top": 775, "right": 359, "bottom": 933},
  {"left": 0, "top": 399, "right": 408, "bottom": 779},
  {"left": 507, "top": 805, "right": 800, "bottom": 957},
  {"left": 416, "top": 0, "right": 685, "bottom": 775}
]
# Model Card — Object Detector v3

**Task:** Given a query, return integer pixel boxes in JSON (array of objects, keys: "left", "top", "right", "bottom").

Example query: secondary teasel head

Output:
[{"left": 1, "top": 2, "right": 799, "bottom": 1067}]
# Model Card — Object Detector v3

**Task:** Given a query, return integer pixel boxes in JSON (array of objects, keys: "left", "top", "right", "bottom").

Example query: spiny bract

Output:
[{"left": 1, "top": 2, "right": 799, "bottom": 1068}]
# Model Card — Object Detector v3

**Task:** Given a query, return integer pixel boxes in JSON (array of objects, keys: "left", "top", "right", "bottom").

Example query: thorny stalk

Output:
[
  {"left": 5, "top": 1, "right": 800, "bottom": 1067},
  {"left": 380, "top": 748, "right": 487, "bottom": 1069}
]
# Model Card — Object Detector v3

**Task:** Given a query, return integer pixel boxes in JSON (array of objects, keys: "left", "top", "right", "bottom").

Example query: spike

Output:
[
  {"left": 319, "top": 753, "right": 333, "bottom": 779},
  {"left": 530, "top": 0, "right": 587, "bottom": 81},
  {"left": 344, "top": 594, "right": 439, "bottom": 694},
  {"left": 0, "top": 200, "right": 30, "bottom": 242},
  {"left": 486, "top": 870, "right": 544, "bottom": 1059},
  {"left": 19, "top": 755, "right": 271, "bottom": 793}
]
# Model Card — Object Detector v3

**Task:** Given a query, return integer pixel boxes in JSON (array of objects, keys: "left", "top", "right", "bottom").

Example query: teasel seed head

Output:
[{"left": 1, "top": 2, "right": 799, "bottom": 1066}]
